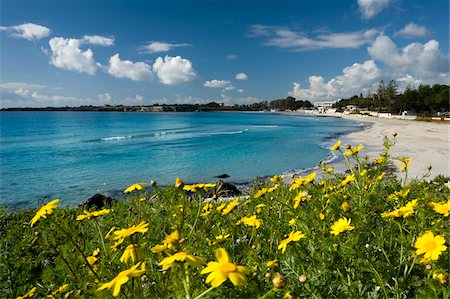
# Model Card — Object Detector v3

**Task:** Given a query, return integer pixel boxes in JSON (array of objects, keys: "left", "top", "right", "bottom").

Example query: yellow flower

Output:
[
  {"left": 112, "top": 222, "right": 149, "bottom": 240},
  {"left": 201, "top": 248, "right": 249, "bottom": 287},
  {"left": 183, "top": 183, "right": 216, "bottom": 192},
  {"left": 175, "top": 177, "right": 184, "bottom": 188},
  {"left": 256, "top": 203, "right": 266, "bottom": 214},
  {"left": 387, "top": 188, "right": 410, "bottom": 201},
  {"left": 237, "top": 215, "right": 261, "bottom": 229},
  {"left": 92, "top": 248, "right": 100, "bottom": 257},
  {"left": 429, "top": 200, "right": 450, "bottom": 217},
  {"left": 381, "top": 200, "right": 417, "bottom": 218},
  {"left": 278, "top": 231, "right": 306, "bottom": 254},
  {"left": 414, "top": 231, "right": 447, "bottom": 261},
  {"left": 293, "top": 191, "right": 310, "bottom": 209},
  {"left": 120, "top": 244, "right": 144, "bottom": 263},
  {"left": 330, "top": 217, "right": 355, "bottom": 235},
  {"left": 330, "top": 139, "right": 341, "bottom": 151},
  {"left": 209, "top": 234, "right": 231, "bottom": 246},
  {"left": 158, "top": 252, "right": 205, "bottom": 271},
  {"left": 17, "top": 286, "right": 37, "bottom": 299},
  {"left": 150, "top": 243, "right": 172, "bottom": 253},
  {"left": 87, "top": 256, "right": 98, "bottom": 265},
  {"left": 29, "top": 199, "right": 59, "bottom": 227},
  {"left": 319, "top": 212, "right": 326, "bottom": 221},
  {"left": 216, "top": 203, "right": 226, "bottom": 212},
  {"left": 111, "top": 238, "right": 124, "bottom": 251},
  {"left": 202, "top": 203, "right": 214, "bottom": 216},
  {"left": 340, "top": 174, "right": 355, "bottom": 186},
  {"left": 288, "top": 218, "right": 296, "bottom": 226},
  {"left": 432, "top": 272, "right": 447, "bottom": 284},
  {"left": 105, "top": 226, "right": 116, "bottom": 240},
  {"left": 397, "top": 157, "right": 411, "bottom": 170},
  {"left": 343, "top": 144, "right": 364, "bottom": 156},
  {"left": 163, "top": 231, "right": 180, "bottom": 245},
  {"left": 304, "top": 172, "right": 316, "bottom": 184},
  {"left": 123, "top": 183, "right": 145, "bottom": 193},
  {"left": 377, "top": 173, "right": 386, "bottom": 180},
  {"left": 76, "top": 209, "right": 111, "bottom": 221},
  {"left": 266, "top": 259, "right": 278, "bottom": 268},
  {"left": 97, "top": 262, "right": 146, "bottom": 297},
  {"left": 360, "top": 169, "right": 367, "bottom": 176},
  {"left": 222, "top": 198, "right": 239, "bottom": 215},
  {"left": 270, "top": 175, "right": 282, "bottom": 183},
  {"left": 341, "top": 202, "right": 350, "bottom": 212},
  {"left": 49, "top": 284, "right": 69, "bottom": 298}
]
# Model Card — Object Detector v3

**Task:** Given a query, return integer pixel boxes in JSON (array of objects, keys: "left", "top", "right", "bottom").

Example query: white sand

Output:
[{"left": 329, "top": 114, "right": 449, "bottom": 179}]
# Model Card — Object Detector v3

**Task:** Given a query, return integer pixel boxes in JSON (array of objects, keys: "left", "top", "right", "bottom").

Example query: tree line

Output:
[{"left": 334, "top": 81, "right": 449, "bottom": 115}]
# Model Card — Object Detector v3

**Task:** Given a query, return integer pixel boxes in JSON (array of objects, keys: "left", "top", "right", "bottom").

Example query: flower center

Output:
[
  {"left": 219, "top": 262, "right": 237, "bottom": 273},
  {"left": 425, "top": 240, "right": 436, "bottom": 251}
]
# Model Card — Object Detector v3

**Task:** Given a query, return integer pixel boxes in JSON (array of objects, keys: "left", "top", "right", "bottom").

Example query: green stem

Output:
[
  {"left": 94, "top": 219, "right": 108, "bottom": 259},
  {"left": 182, "top": 265, "right": 191, "bottom": 299},
  {"left": 258, "top": 287, "right": 277, "bottom": 299},
  {"left": 193, "top": 286, "right": 215, "bottom": 299}
]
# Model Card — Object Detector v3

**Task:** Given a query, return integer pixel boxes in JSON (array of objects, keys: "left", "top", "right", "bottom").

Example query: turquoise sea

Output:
[{"left": 0, "top": 111, "right": 362, "bottom": 207}]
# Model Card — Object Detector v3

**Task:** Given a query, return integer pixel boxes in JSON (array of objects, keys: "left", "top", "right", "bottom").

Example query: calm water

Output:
[{"left": 0, "top": 111, "right": 361, "bottom": 207}]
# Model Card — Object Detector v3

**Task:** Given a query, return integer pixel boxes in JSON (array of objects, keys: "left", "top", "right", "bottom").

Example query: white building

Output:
[{"left": 314, "top": 101, "right": 336, "bottom": 113}]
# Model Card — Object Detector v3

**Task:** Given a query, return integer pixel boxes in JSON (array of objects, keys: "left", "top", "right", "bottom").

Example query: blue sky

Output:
[{"left": 1, "top": 0, "right": 448, "bottom": 107}]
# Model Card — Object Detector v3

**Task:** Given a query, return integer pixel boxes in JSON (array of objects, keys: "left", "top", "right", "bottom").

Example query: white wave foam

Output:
[
  {"left": 209, "top": 130, "right": 244, "bottom": 135},
  {"left": 101, "top": 136, "right": 131, "bottom": 141},
  {"left": 252, "top": 125, "right": 279, "bottom": 128}
]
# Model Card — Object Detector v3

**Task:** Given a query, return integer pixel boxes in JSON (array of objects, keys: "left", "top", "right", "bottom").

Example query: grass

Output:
[{"left": 1, "top": 135, "right": 449, "bottom": 298}]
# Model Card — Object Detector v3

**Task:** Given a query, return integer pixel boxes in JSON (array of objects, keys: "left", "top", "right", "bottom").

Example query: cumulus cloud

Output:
[
  {"left": 81, "top": 35, "right": 115, "bottom": 46},
  {"left": 357, "top": 0, "right": 391, "bottom": 19},
  {"left": 237, "top": 89, "right": 244, "bottom": 93},
  {"left": 288, "top": 60, "right": 382, "bottom": 102},
  {"left": 152, "top": 55, "right": 196, "bottom": 85},
  {"left": 49, "top": 37, "right": 100, "bottom": 75},
  {"left": 0, "top": 23, "right": 51, "bottom": 40},
  {"left": 108, "top": 54, "right": 153, "bottom": 81},
  {"left": 368, "top": 35, "right": 449, "bottom": 78},
  {"left": 226, "top": 54, "right": 238, "bottom": 60},
  {"left": 235, "top": 73, "right": 248, "bottom": 80},
  {"left": 204, "top": 80, "right": 232, "bottom": 88},
  {"left": 140, "top": 41, "right": 189, "bottom": 53},
  {"left": 249, "top": 25, "right": 380, "bottom": 51},
  {"left": 394, "top": 23, "right": 429, "bottom": 38}
]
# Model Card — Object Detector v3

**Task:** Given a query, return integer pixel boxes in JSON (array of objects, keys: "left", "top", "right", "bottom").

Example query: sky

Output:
[{"left": 0, "top": 0, "right": 448, "bottom": 108}]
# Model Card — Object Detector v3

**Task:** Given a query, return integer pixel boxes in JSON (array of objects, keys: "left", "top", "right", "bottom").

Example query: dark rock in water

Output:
[
  {"left": 83, "top": 194, "right": 115, "bottom": 209},
  {"left": 215, "top": 173, "right": 230, "bottom": 179}
]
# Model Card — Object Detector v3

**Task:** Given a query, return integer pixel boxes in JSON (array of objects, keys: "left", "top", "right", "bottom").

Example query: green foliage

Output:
[
  {"left": 2, "top": 137, "right": 449, "bottom": 298},
  {"left": 335, "top": 81, "right": 449, "bottom": 115}
]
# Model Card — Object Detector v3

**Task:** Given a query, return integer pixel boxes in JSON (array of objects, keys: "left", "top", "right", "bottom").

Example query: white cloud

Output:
[
  {"left": 0, "top": 23, "right": 51, "bottom": 40},
  {"left": 49, "top": 37, "right": 100, "bottom": 75},
  {"left": 357, "top": 0, "right": 391, "bottom": 19},
  {"left": 235, "top": 73, "right": 248, "bottom": 80},
  {"left": 81, "top": 35, "right": 115, "bottom": 46},
  {"left": 250, "top": 25, "right": 380, "bottom": 51},
  {"left": 98, "top": 93, "right": 112, "bottom": 101},
  {"left": 394, "top": 23, "right": 429, "bottom": 38},
  {"left": 152, "top": 55, "right": 196, "bottom": 85},
  {"left": 204, "top": 80, "right": 232, "bottom": 88},
  {"left": 237, "top": 89, "right": 244, "bottom": 93},
  {"left": 226, "top": 54, "right": 238, "bottom": 60},
  {"left": 140, "top": 41, "right": 189, "bottom": 53},
  {"left": 368, "top": 35, "right": 449, "bottom": 78},
  {"left": 108, "top": 54, "right": 153, "bottom": 81},
  {"left": 0, "top": 82, "right": 46, "bottom": 91},
  {"left": 289, "top": 60, "right": 382, "bottom": 102}
]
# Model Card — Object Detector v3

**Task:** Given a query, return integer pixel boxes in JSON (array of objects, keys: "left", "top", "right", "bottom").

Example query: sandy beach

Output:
[{"left": 326, "top": 114, "right": 449, "bottom": 179}]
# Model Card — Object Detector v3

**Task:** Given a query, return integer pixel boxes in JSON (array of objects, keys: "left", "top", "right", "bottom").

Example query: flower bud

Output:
[
  {"left": 299, "top": 274, "right": 307, "bottom": 283},
  {"left": 151, "top": 180, "right": 157, "bottom": 187},
  {"left": 272, "top": 273, "right": 285, "bottom": 288}
]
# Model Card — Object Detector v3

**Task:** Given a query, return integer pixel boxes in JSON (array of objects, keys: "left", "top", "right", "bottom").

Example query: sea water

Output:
[{"left": 0, "top": 111, "right": 362, "bottom": 207}]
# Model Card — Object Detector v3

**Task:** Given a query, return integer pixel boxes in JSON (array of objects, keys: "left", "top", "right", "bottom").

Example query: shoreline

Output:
[{"left": 279, "top": 111, "right": 449, "bottom": 179}]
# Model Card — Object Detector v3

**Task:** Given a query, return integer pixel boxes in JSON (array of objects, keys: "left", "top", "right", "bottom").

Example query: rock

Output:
[
  {"left": 214, "top": 181, "right": 241, "bottom": 197},
  {"left": 83, "top": 193, "right": 115, "bottom": 209},
  {"left": 215, "top": 173, "right": 230, "bottom": 179}
]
